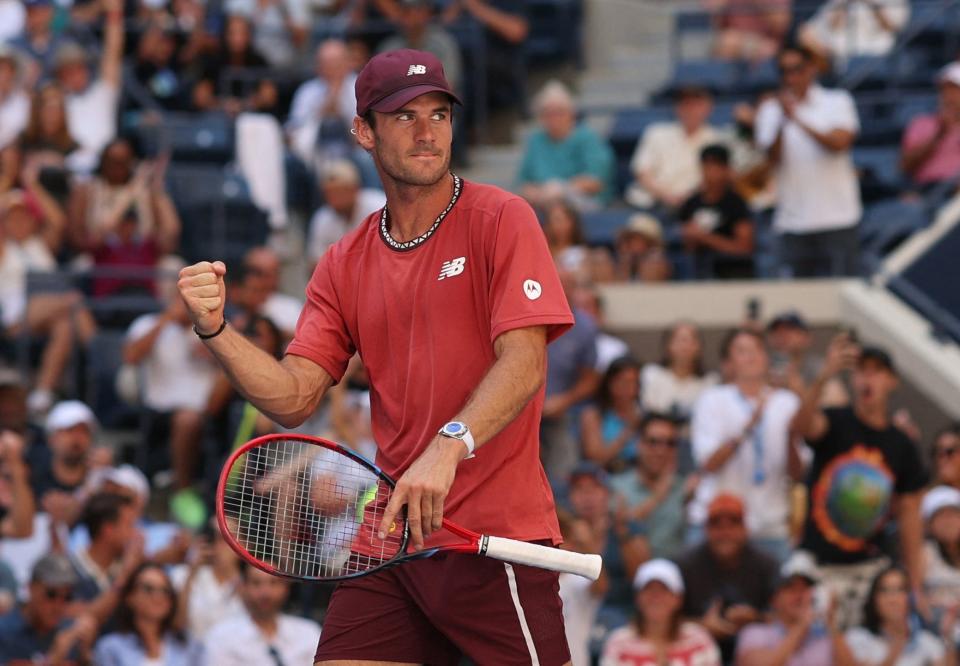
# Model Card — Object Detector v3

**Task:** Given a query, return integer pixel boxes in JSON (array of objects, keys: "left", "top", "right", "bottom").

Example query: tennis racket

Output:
[{"left": 217, "top": 434, "right": 602, "bottom": 581}]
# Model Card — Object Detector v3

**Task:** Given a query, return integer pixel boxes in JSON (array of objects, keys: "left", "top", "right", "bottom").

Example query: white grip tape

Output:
[{"left": 481, "top": 536, "right": 603, "bottom": 580}]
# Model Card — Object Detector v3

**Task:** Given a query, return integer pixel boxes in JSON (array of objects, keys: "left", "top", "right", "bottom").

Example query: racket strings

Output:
[{"left": 221, "top": 438, "right": 405, "bottom": 579}]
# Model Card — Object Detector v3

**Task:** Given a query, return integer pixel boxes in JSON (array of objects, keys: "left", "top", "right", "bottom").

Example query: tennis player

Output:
[{"left": 178, "top": 49, "right": 575, "bottom": 665}]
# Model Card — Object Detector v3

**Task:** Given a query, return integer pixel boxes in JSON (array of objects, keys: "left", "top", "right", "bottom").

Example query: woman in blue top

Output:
[
  {"left": 94, "top": 563, "right": 203, "bottom": 665},
  {"left": 581, "top": 356, "right": 643, "bottom": 473}
]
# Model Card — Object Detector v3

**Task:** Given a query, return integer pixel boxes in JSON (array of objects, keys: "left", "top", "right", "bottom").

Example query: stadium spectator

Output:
[
  {"left": 921, "top": 486, "right": 960, "bottom": 628},
  {"left": 678, "top": 493, "right": 779, "bottom": 662},
  {"left": 123, "top": 290, "right": 217, "bottom": 524},
  {"left": 203, "top": 563, "right": 321, "bottom": 665},
  {"left": 543, "top": 199, "right": 589, "bottom": 283},
  {"left": 601, "top": 558, "right": 721, "bottom": 666},
  {"left": 567, "top": 462, "right": 648, "bottom": 616},
  {"left": 226, "top": 0, "right": 308, "bottom": 68},
  {"left": 29, "top": 401, "right": 98, "bottom": 524},
  {"left": 933, "top": 423, "right": 960, "bottom": 488},
  {"left": 610, "top": 413, "right": 696, "bottom": 559},
  {"left": 70, "top": 492, "right": 145, "bottom": 623},
  {"left": 518, "top": 80, "right": 615, "bottom": 212},
  {"left": 440, "top": 0, "right": 528, "bottom": 109},
  {"left": 306, "top": 159, "right": 386, "bottom": 264},
  {"left": 791, "top": 339, "right": 928, "bottom": 629},
  {"left": 541, "top": 272, "right": 599, "bottom": 482},
  {"left": 756, "top": 44, "right": 861, "bottom": 277},
  {"left": 0, "top": 430, "right": 34, "bottom": 540},
  {"left": 735, "top": 551, "right": 854, "bottom": 666},
  {"left": 130, "top": 20, "right": 190, "bottom": 111},
  {"left": 0, "top": 553, "right": 98, "bottom": 664},
  {"left": 641, "top": 321, "right": 718, "bottom": 423},
  {"left": 557, "top": 510, "right": 607, "bottom": 666},
  {"left": 704, "top": 0, "right": 792, "bottom": 63},
  {"left": 678, "top": 143, "right": 756, "bottom": 279},
  {"left": 192, "top": 15, "right": 278, "bottom": 116},
  {"left": 574, "top": 287, "right": 630, "bottom": 374},
  {"left": 1, "top": 186, "right": 99, "bottom": 414},
  {"left": 242, "top": 246, "right": 303, "bottom": 339},
  {"left": 94, "top": 562, "right": 204, "bottom": 664},
  {"left": 53, "top": 0, "right": 124, "bottom": 169},
  {"left": 901, "top": 63, "right": 960, "bottom": 189},
  {"left": 581, "top": 356, "right": 642, "bottom": 472},
  {"left": 844, "top": 566, "right": 952, "bottom": 665},
  {"left": 800, "top": 0, "right": 909, "bottom": 64},
  {"left": 69, "top": 138, "right": 180, "bottom": 264},
  {"left": 287, "top": 40, "right": 359, "bottom": 169},
  {"left": 172, "top": 519, "right": 244, "bottom": 639},
  {"left": 626, "top": 86, "right": 720, "bottom": 211},
  {"left": 0, "top": 48, "right": 28, "bottom": 151},
  {"left": 689, "top": 328, "right": 803, "bottom": 560},
  {"left": 378, "top": 2, "right": 464, "bottom": 96},
  {"left": 6, "top": 0, "right": 65, "bottom": 80},
  {"left": 613, "top": 213, "right": 672, "bottom": 282},
  {"left": 18, "top": 83, "right": 79, "bottom": 172}
]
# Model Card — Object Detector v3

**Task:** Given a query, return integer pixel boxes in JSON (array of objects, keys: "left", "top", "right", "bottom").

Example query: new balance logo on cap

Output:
[
  {"left": 407, "top": 65, "right": 427, "bottom": 76},
  {"left": 438, "top": 257, "right": 465, "bottom": 280}
]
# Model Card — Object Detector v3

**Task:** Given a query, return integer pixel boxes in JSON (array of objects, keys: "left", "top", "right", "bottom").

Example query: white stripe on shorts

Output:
[{"left": 503, "top": 562, "right": 540, "bottom": 666}]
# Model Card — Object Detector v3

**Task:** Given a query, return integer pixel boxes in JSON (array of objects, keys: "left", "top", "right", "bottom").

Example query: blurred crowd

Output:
[{"left": 0, "top": 0, "right": 958, "bottom": 664}]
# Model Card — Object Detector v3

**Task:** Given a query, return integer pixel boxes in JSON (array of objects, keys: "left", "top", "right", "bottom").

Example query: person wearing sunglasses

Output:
[
  {"left": 94, "top": 562, "right": 203, "bottom": 665},
  {"left": 0, "top": 553, "right": 98, "bottom": 664},
  {"left": 932, "top": 424, "right": 960, "bottom": 489},
  {"left": 609, "top": 412, "right": 697, "bottom": 560},
  {"left": 755, "top": 43, "right": 861, "bottom": 277}
]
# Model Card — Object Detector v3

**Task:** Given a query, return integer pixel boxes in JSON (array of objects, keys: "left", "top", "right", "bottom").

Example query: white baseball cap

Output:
[
  {"left": 939, "top": 62, "right": 960, "bottom": 88},
  {"left": 779, "top": 551, "right": 820, "bottom": 585},
  {"left": 45, "top": 400, "right": 98, "bottom": 435},
  {"left": 633, "top": 558, "right": 684, "bottom": 594},
  {"left": 89, "top": 464, "right": 150, "bottom": 503},
  {"left": 922, "top": 485, "right": 960, "bottom": 521}
]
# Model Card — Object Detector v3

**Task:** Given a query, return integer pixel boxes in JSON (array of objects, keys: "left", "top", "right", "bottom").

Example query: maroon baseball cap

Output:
[{"left": 355, "top": 48, "right": 462, "bottom": 117}]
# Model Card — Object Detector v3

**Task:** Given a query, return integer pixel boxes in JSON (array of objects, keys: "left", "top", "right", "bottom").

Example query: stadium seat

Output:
[
  {"left": 523, "top": 0, "right": 582, "bottom": 64},
  {"left": 133, "top": 112, "right": 235, "bottom": 163},
  {"left": 666, "top": 60, "right": 741, "bottom": 95},
  {"left": 853, "top": 146, "right": 905, "bottom": 202},
  {"left": 86, "top": 330, "right": 142, "bottom": 429},
  {"left": 859, "top": 198, "right": 929, "bottom": 262},
  {"left": 579, "top": 208, "right": 634, "bottom": 247}
]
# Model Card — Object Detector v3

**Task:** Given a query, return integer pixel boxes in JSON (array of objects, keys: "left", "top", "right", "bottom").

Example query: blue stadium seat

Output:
[
  {"left": 739, "top": 59, "right": 779, "bottom": 95},
  {"left": 893, "top": 93, "right": 938, "bottom": 127},
  {"left": 523, "top": 0, "right": 582, "bottom": 64},
  {"left": 579, "top": 209, "right": 634, "bottom": 247},
  {"left": 853, "top": 146, "right": 905, "bottom": 201},
  {"left": 132, "top": 112, "right": 234, "bottom": 163},
  {"left": 667, "top": 60, "right": 740, "bottom": 95},
  {"left": 86, "top": 330, "right": 142, "bottom": 429},
  {"left": 859, "top": 198, "right": 929, "bottom": 260}
]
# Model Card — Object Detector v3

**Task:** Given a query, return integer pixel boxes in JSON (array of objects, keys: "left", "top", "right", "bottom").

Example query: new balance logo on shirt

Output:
[
  {"left": 438, "top": 257, "right": 466, "bottom": 280},
  {"left": 407, "top": 65, "right": 427, "bottom": 76}
]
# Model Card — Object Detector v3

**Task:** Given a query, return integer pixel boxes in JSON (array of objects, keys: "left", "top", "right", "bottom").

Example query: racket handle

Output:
[{"left": 481, "top": 536, "right": 603, "bottom": 580}]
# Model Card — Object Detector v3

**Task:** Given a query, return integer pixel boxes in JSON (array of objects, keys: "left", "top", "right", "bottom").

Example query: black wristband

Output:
[{"left": 194, "top": 320, "right": 226, "bottom": 340}]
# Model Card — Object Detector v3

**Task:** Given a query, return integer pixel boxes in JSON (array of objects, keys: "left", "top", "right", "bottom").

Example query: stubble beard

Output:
[{"left": 374, "top": 135, "right": 451, "bottom": 188}]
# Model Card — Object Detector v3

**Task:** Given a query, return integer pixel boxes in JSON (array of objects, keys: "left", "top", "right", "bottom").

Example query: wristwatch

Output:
[{"left": 438, "top": 421, "right": 475, "bottom": 459}]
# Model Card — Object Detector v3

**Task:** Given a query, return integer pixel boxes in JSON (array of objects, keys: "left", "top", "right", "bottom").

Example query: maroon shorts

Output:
[{"left": 313, "top": 543, "right": 570, "bottom": 665}]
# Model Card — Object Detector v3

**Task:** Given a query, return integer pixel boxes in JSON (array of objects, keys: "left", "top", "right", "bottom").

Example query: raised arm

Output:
[
  {"left": 178, "top": 261, "right": 335, "bottom": 427},
  {"left": 790, "top": 333, "right": 858, "bottom": 441},
  {"left": 99, "top": 0, "right": 125, "bottom": 88}
]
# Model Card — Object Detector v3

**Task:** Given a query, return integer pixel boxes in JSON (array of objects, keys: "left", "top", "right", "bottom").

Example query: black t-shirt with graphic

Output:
[
  {"left": 801, "top": 407, "right": 928, "bottom": 564},
  {"left": 678, "top": 188, "right": 755, "bottom": 279}
]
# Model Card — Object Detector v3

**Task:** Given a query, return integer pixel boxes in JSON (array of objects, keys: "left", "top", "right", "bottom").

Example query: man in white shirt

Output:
[
  {"left": 625, "top": 86, "right": 722, "bottom": 210},
  {"left": 689, "top": 328, "right": 804, "bottom": 563},
  {"left": 0, "top": 48, "right": 28, "bottom": 150},
  {"left": 204, "top": 563, "right": 321, "bottom": 665},
  {"left": 755, "top": 44, "right": 862, "bottom": 277},
  {"left": 287, "top": 39, "right": 358, "bottom": 167},
  {"left": 53, "top": 0, "right": 123, "bottom": 169},
  {"left": 307, "top": 159, "right": 387, "bottom": 264},
  {"left": 800, "top": 0, "right": 909, "bottom": 62}
]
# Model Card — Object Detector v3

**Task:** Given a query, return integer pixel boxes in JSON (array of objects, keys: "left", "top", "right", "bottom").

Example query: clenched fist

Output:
[{"left": 178, "top": 261, "right": 227, "bottom": 335}]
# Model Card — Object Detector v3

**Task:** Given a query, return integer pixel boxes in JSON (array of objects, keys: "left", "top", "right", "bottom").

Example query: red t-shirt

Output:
[{"left": 286, "top": 178, "right": 573, "bottom": 546}]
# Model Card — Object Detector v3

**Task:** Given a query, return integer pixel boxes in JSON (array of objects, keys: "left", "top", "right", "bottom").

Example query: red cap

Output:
[{"left": 355, "top": 48, "right": 462, "bottom": 117}]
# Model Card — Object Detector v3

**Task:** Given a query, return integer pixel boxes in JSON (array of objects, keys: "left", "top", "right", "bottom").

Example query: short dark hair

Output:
[
  {"left": 82, "top": 492, "right": 133, "bottom": 540},
  {"left": 700, "top": 143, "right": 730, "bottom": 166},
  {"left": 721, "top": 327, "right": 766, "bottom": 360},
  {"left": 778, "top": 43, "right": 817, "bottom": 64},
  {"left": 640, "top": 412, "right": 676, "bottom": 434}
]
